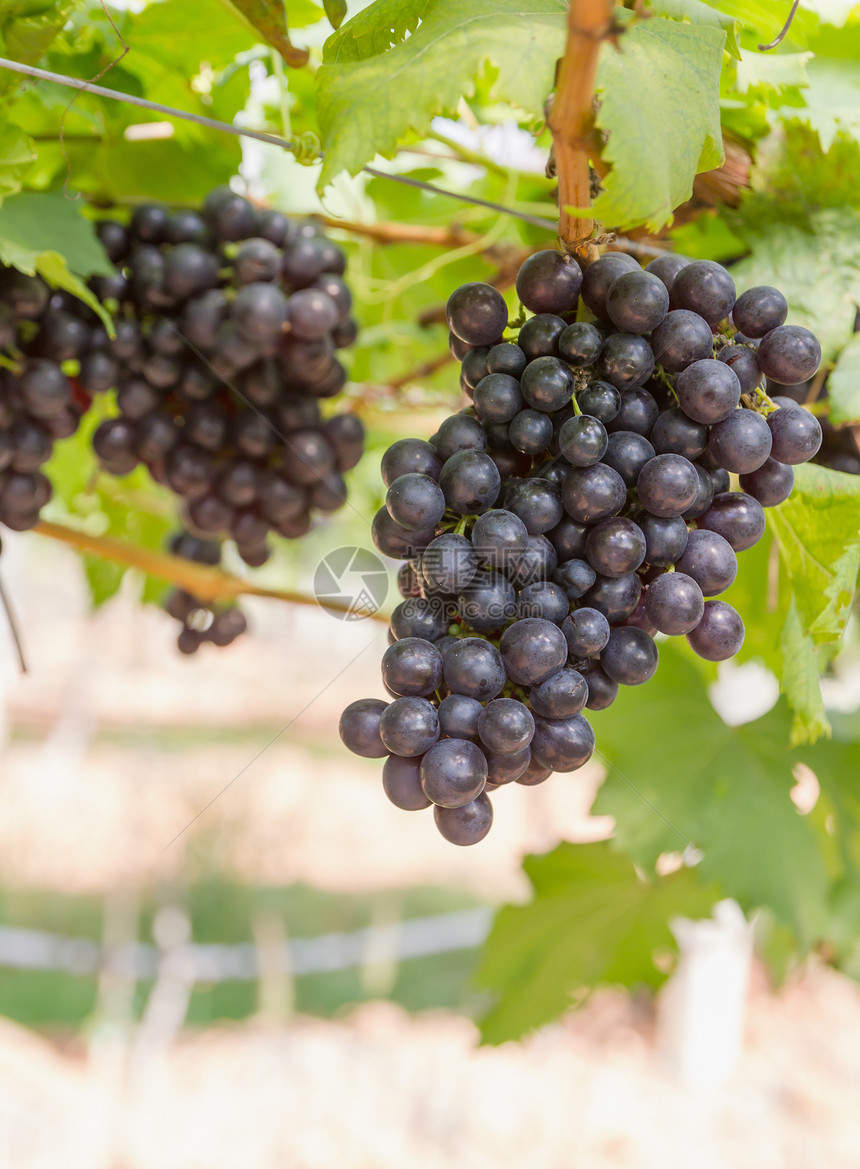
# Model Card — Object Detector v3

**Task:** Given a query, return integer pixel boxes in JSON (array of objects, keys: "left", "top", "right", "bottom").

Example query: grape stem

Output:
[
  {"left": 548, "top": 0, "right": 615, "bottom": 253},
  {"left": 34, "top": 519, "right": 391, "bottom": 623}
]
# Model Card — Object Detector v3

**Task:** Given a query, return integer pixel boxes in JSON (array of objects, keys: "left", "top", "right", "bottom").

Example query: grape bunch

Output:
[
  {"left": 0, "top": 267, "right": 92, "bottom": 532},
  {"left": 163, "top": 530, "right": 248, "bottom": 655},
  {"left": 339, "top": 248, "right": 823, "bottom": 846},
  {"left": 90, "top": 188, "right": 363, "bottom": 574}
]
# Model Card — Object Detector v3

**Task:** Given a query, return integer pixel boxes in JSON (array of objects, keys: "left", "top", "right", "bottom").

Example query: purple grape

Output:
[
  {"left": 339, "top": 698, "right": 388, "bottom": 758},
  {"left": 675, "top": 529, "right": 737, "bottom": 596},
  {"left": 446, "top": 282, "right": 508, "bottom": 345},
  {"left": 644, "top": 572, "right": 704, "bottom": 635},
  {"left": 686, "top": 600, "right": 744, "bottom": 661},
  {"left": 530, "top": 713, "right": 595, "bottom": 771},
  {"left": 739, "top": 457, "right": 795, "bottom": 507},
  {"left": 515, "top": 250, "right": 583, "bottom": 314},
  {"left": 651, "top": 309, "right": 714, "bottom": 372},
  {"left": 379, "top": 696, "right": 440, "bottom": 756},
  {"left": 382, "top": 755, "right": 432, "bottom": 811},
  {"left": 673, "top": 260, "right": 736, "bottom": 326},
  {"left": 581, "top": 253, "right": 640, "bottom": 319},
  {"left": 500, "top": 617, "right": 568, "bottom": 685},
  {"left": 601, "top": 626, "right": 659, "bottom": 685},
  {"left": 697, "top": 491, "right": 765, "bottom": 551},
  {"left": 767, "top": 405, "right": 822, "bottom": 464},
  {"left": 434, "top": 793, "right": 493, "bottom": 845},
  {"left": 707, "top": 409, "right": 772, "bottom": 474},
  {"left": 605, "top": 270, "right": 669, "bottom": 334},
  {"left": 478, "top": 698, "right": 535, "bottom": 755},
  {"left": 676, "top": 358, "right": 742, "bottom": 424},
  {"left": 757, "top": 325, "right": 821, "bottom": 384},
  {"left": 420, "top": 738, "right": 487, "bottom": 807}
]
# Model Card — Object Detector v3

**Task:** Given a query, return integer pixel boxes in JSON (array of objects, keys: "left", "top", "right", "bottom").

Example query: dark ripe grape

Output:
[
  {"left": 286, "top": 287, "right": 339, "bottom": 340},
  {"left": 516, "top": 580, "right": 569, "bottom": 623},
  {"left": 274, "top": 510, "right": 312, "bottom": 538},
  {"left": 473, "top": 373, "right": 524, "bottom": 424},
  {"left": 650, "top": 309, "right": 714, "bottom": 372},
  {"left": 131, "top": 203, "right": 170, "bottom": 244},
  {"left": 645, "top": 571, "right": 704, "bottom": 635},
  {"left": 237, "top": 541, "right": 271, "bottom": 569},
  {"left": 529, "top": 667, "right": 588, "bottom": 719},
  {"left": 19, "top": 360, "right": 69, "bottom": 417},
  {"left": 504, "top": 478, "right": 563, "bottom": 535},
  {"left": 382, "top": 636, "right": 444, "bottom": 697},
  {"left": 1, "top": 469, "right": 50, "bottom": 515},
  {"left": 93, "top": 416, "right": 136, "bottom": 464},
  {"left": 382, "top": 755, "right": 432, "bottom": 812},
  {"left": 697, "top": 491, "right": 765, "bottom": 552},
  {"left": 165, "top": 443, "right": 214, "bottom": 498},
  {"left": 581, "top": 252, "right": 640, "bottom": 319},
  {"left": 558, "top": 322, "right": 603, "bottom": 368},
  {"left": 234, "top": 411, "right": 275, "bottom": 460},
  {"left": 487, "top": 342, "right": 527, "bottom": 378},
  {"left": 378, "top": 696, "right": 440, "bottom": 757},
  {"left": 675, "top": 528, "right": 737, "bottom": 596},
  {"left": 509, "top": 408, "right": 553, "bottom": 455},
  {"left": 439, "top": 450, "right": 501, "bottom": 515},
  {"left": 176, "top": 625, "right": 204, "bottom": 655},
  {"left": 531, "top": 712, "right": 594, "bottom": 771},
  {"left": 517, "top": 757, "right": 553, "bottom": 786},
  {"left": 708, "top": 408, "right": 772, "bottom": 474},
  {"left": 232, "top": 282, "right": 288, "bottom": 344},
  {"left": 624, "top": 592, "right": 658, "bottom": 636},
  {"left": 586, "top": 517, "right": 646, "bottom": 578},
  {"left": 386, "top": 472, "right": 446, "bottom": 530},
  {"left": 637, "top": 453, "right": 699, "bottom": 517},
  {"left": 582, "top": 664, "right": 618, "bottom": 711},
  {"left": 598, "top": 333, "right": 655, "bottom": 389},
  {"left": 381, "top": 438, "right": 442, "bottom": 487},
  {"left": 520, "top": 356, "right": 573, "bottom": 413},
  {"left": 45, "top": 406, "right": 81, "bottom": 441},
  {"left": 259, "top": 472, "right": 306, "bottom": 523},
  {"left": 79, "top": 351, "right": 119, "bottom": 395},
  {"left": 472, "top": 508, "right": 529, "bottom": 570},
  {"left": 500, "top": 617, "right": 567, "bottom": 685},
  {"left": 732, "top": 286, "right": 788, "bottom": 338},
  {"left": 165, "top": 209, "right": 208, "bottom": 245},
  {"left": 281, "top": 237, "right": 331, "bottom": 288},
  {"left": 148, "top": 316, "right": 185, "bottom": 357},
  {"left": 96, "top": 218, "right": 128, "bottom": 262},
  {"left": 516, "top": 250, "right": 583, "bottom": 314},
  {"left": 422, "top": 533, "right": 479, "bottom": 594},
  {"left": 229, "top": 509, "right": 269, "bottom": 547},
  {"left": 562, "top": 463, "right": 627, "bottom": 524},
  {"left": 8, "top": 418, "right": 50, "bottom": 472},
  {"left": 373, "top": 508, "right": 435, "bottom": 559},
  {"left": 510, "top": 533, "right": 557, "bottom": 587},
  {"left": 478, "top": 698, "right": 535, "bottom": 755},
  {"left": 717, "top": 344, "right": 761, "bottom": 394},
  {"left": 434, "top": 793, "right": 493, "bottom": 845},
  {"left": 605, "top": 387, "right": 659, "bottom": 437},
  {"left": 0, "top": 270, "right": 49, "bottom": 320},
  {"left": 186, "top": 493, "right": 232, "bottom": 534},
  {"left": 673, "top": 260, "right": 736, "bottom": 325},
  {"left": 586, "top": 571, "right": 642, "bottom": 624},
  {"left": 767, "top": 405, "right": 822, "bottom": 464},
  {"left": 676, "top": 358, "right": 741, "bottom": 425},
  {"left": 487, "top": 746, "right": 532, "bottom": 785},
  {"left": 446, "top": 282, "right": 508, "bottom": 346},
  {"left": 171, "top": 531, "right": 221, "bottom": 565},
  {"left": 163, "top": 244, "right": 219, "bottom": 300},
  {"left": 203, "top": 187, "right": 257, "bottom": 241},
  {"left": 339, "top": 697, "right": 389, "bottom": 758},
  {"left": 215, "top": 459, "right": 260, "bottom": 507},
  {"left": 682, "top": 462, "right": 714, "bottom": 521},
  {"left": 182, "top": 289, "right": 228, "bottom": 350},
  {"left": 562, "top": 606, "right": 610, "bottom": 656},
  {"left": 89, "top": 271, "right": 129, "bottom": 303},
  {"left": 449, "top": 332, "right": 472, "bottom": 361},
  {"left": 645, "top": 252, "right": 691, "bottom": 294},
  {"left": 757, "top": 325, "right": 822, "bottom": 384},
  {"left": 209, "top": 607, "right": 248, "bottom": 647},
  {"left": 491, "top": 448, "right": 532, "bottom": 481},
  {"left": 548, "top": 516, "right": 589, "bottom": 561},
  {"left": 739, "top": 457, "right": 795, "bottom": 507},
  {"left": 552, "top": 558, "right": 596, "bottom": 600},
  {"left": 518, "top": 314, "right": 566, "bottom": 360},
  {"left": 135, "top": 411, "right": 178, "bottom": 463},
  {"left": 142, "top": 352, "right": 181, "bottom": 390},
  {"left": 577, "top": 380, "right": 621, "bottom": 423},
  {"left": 282, "top": 429, "right": 335, "bottom": 485},
  {"left": 323, "top": 413, "right": 365, "bottom": 472},
  {"left": 438, "top": 693, "right": 483, "bottom": 742},
  {"left": 184, "top": 401, "right": 228, "bottom": 452},
  {"left": 443, "top": 637, "right": 506, "bottom": 701},
  {"left": 638, "top": 513, "right": 689, "bottom": 566},
  {"left": 602, "top": 430, "right": 655, "bottom": 486},
  {"left": 687, "top": 599, "right": 744, "bottom": 661},
  {"left": 606, "top": 270, "right": 669, "bottom": 334},
  {"left": 558, "top": 414, "right": 608, "bottom": 467},
  {"left": 312, "top": 274, "right": 352, "bottom": 325},
  {"left": 390, "top": 597, "right": 450, "bottom": 642},
  {"left": 36, "top": 311, "right": 90, "bottom": 361},
  {"left": 601, "top": 626, "right": 658, "bottom": 685},
  {"left": 255, "top": 209, "right": 292, "bottom": 247},
  {"left": 710, "top": 467, "right": 730, "bottom": 494},
  {"left": 458, "top": 568, "right": 516, "bottom": 632},
  {"left": 460, "top": 347, "right": 491, "bottom": 394},
  {"left": 233, "top": 238, "right": 280, "bottom": 285},
  {"left": 435, "top": 414, "right": 487, "bottom": 460}
]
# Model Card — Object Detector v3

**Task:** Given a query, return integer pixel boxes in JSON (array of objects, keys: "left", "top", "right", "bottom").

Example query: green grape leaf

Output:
[
  {"left": 735, "top": 48, "right": 811, "bottom": 94},
  {"left": 588, "top": 20, "right": 725, "bottom": 233},
  {"left": 316, "top": 0, "right": 566, "bottom": 189},
  {"left": 780, "top": 599, "right": 829, "bottom": 746},
  {"left": 645, "top": 0, "right": 740, "bottom": 59},
  {"left": 731, "top": 208, "right": 860, "bottom": 363},
  {"left": 323, "top": 0, "right": 431, "bottom": 63},
  {"left": 83, "top": 555, "right": 126, "bottom": 609},
  {"left": 473, "top": 841, "right": 716, "bottom": 1044},
  {"left": 0, "top": 125, "right": 37, "bottom": 199},
  {"left": 592, "top": 646, "right": 832, "bottom": 941},
  {"left": 322, "top": 0, "right": 347, "bottom": 30},
  {"left": 767, "top": 462, "right": 860, "bottom": 644},
  {"left": 828, "top": 331, "right": 860, "bottom": 424},
  {"left": 789, "top": 25, "right": 860, "bottom": 153},
  {"left": 0, "top": 0, "right": 75, "bottom": 96}
]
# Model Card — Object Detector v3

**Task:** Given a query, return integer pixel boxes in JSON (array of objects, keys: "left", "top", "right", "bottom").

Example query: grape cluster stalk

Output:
[{"left": 340, "top": 249, "right": 824, "bottom": 846}]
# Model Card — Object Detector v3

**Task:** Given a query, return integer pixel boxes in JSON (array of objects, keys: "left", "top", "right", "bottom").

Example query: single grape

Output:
[
  {"left": 681, "top": 462, "right": 715, "bottom": 521},
  {"left": 389, "top": 597, "right": 450, "bottom": 642},
  {"left": 339, "top": 698, "right": 389, "bottom": 758},
  {"left": 487, "top": 342, "right": 527, "bottom": 378},
  {"left": 650, "top": 309, "right": 714, "bottom": 372},
  {"left": 552, "top": 558, "right": 597, "bottom": 600},
  {"left": 515, "top": 250, "right": 583, "bottom": 314},
  {"left": 645, "top": 572, "right": 704, "bottom": 635},
  {"left": 500, "top": 617, "right": 568, "bottom": 685},
  {"left": 562, "top": 463, "right": 627, "bottom": 523},
  {"left": 548, "top": 516, "right": 589, "bottom": 561},
  {"left": 602, "top": 430, "right": 655, "bottom": 487},
  {"left": 516, "top": 757, "right": 553, "bottom": 786},
  {"left": 487, "top": 746, "right": 532, "bottom": 785},
  {"left": 381, "top": 637, "right": 444, "bottom": 697},
  {"left": 516, "top": 580, "right": 569, "bottom": 623},
  {"left": 672, "top": 260, "right": 736, "bottom": 326},
  {"left": 386, "top": 472, "right": 446, "bottom": 531},
  {"left": 732, "top": 286, "right": 788, "bottom": 338},
  {"left": 379, "top": 696, "right": 440, "bottom": 756},
  {"left": 767, "top": 405, "right": 823, "bottom": 464},
  {"left": 562, "top": 606, "right": 610, "bottom": 656},
  {"left": 457, "top": 568, "right": 516, "bottom": 632},
  {"left": 581, "top": 664, "right": 619, "bottom": 711},
  {"left": 676, "top": 359, "right": 742, "bottom": 424},
  {"left": 473, "top": 373, "right": 524, "bottom": 424},
  {"left": 675, "top": 528, "right": 737, "bottom": 596},
  {"left": 421, "top": 533, "right": 479, "bottom": 593},
  {"left": 446, "top": 282, "right": 508, "bottom": 345},
  {"left": 717, "top": 345, "right": 762, "bottom": 394},
  {"left": 518, "top": 314, "right": 566, "bottom": 360},
  {"left": 739, "top": 457, "right": 795, "bottom": 507},
  {"left": 478, "top": 698, "right": 535, "bottom": 755},
  {"left": 586, "top": 517, "right": 647, "bottom": 578},
  {"left": 558, "top": 322, "right": 603, "bottom": 368},
  {"left": 420, "top": 738, "right": 487, "bottom": 807},
  {"left": 438, "top": 693, "right": 483, "bottom": 742},
  {"left": 439, "top": 450, "right": 501, "bottom": 515},
  {"left": 505, "top": 478, "right": 563, "bottom": 535},
  {"left": 232, "top": 282, "right": 288, "bottom": 344},
  {"left": 601, "top": 626, "right": 659, "bottom": 685},
  {"left": 381, "top": 438, "right": 443, "bottom": 487},
  {"left": 435, "top": 414, "right": 487, "bottom": 460},
  {"left": 650, "top": 407, "right": 708, "bottom": 460},
  {"left": 605, "top": 387, "right": 659, "bottom": 437},
  {"left": 520, "top": 356, "right": 574, "bottom": 412},
  {"left": 510, "top": 534, "right": 558, "bottom": 587},
  {"left": 509, "top": 409, "right": 554, "bottom": 454},
  {"left": 443, "top": 637, "right": 506, "bottom": 701},
  {"left": 637, "top": 453, "right": 700, "bottom": 517},
  {"left": 686, "top": 600, "right": 744, "bottom": 661},
  {"left": 434, "top": 793, "right": 493, "bottom": 845},
  {"left": 530, "top": 713, "right": 595, "bottom": 771},
  {"left": 460, "top": 347, "right": 491, "bottom": 393},
  {"left": 756, "top": 325, "right": 821, "bottom": 384},
  {"left": 529, "top": 667, "right": 588, "bottom": 719},
  {"left": 472, "top": 508, "right": 529, "bottom": 571},
  {"left": 585, "top": 572, "right": 642, "bottom": 624},
  {"left": 558, "top": 414, "right": 608, "bottom": 467},
  {"left": 707, "top": 409, "right": 772, "bottom": 474},
  {"left": 598, "top": 333, "right": 655, "bottom": 389},
  {"left": 606, "top": 270, "right": 669, "bottom": 334},
  {"left": 697, "top": 491, "right": 765, "bottom": 551},
  {"left": 645, "top": 252, "right": 691, "bottom": 293},
  {"left": 372, "top": 508, "right": 436, "bottom": 559},
  {"left": 581, "top": 253, "right": 640, "bottom": 319},
  {"left": 382, "top": 755, "right": 432, "bottom": 811}
]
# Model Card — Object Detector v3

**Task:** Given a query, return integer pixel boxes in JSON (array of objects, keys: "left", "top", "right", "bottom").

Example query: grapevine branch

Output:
[
  {"left": 549, "top": 0, "right": 614, "bottom": 252},
  {"left": 35, "top": 520, "right": 390, "bottom": 623}
]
